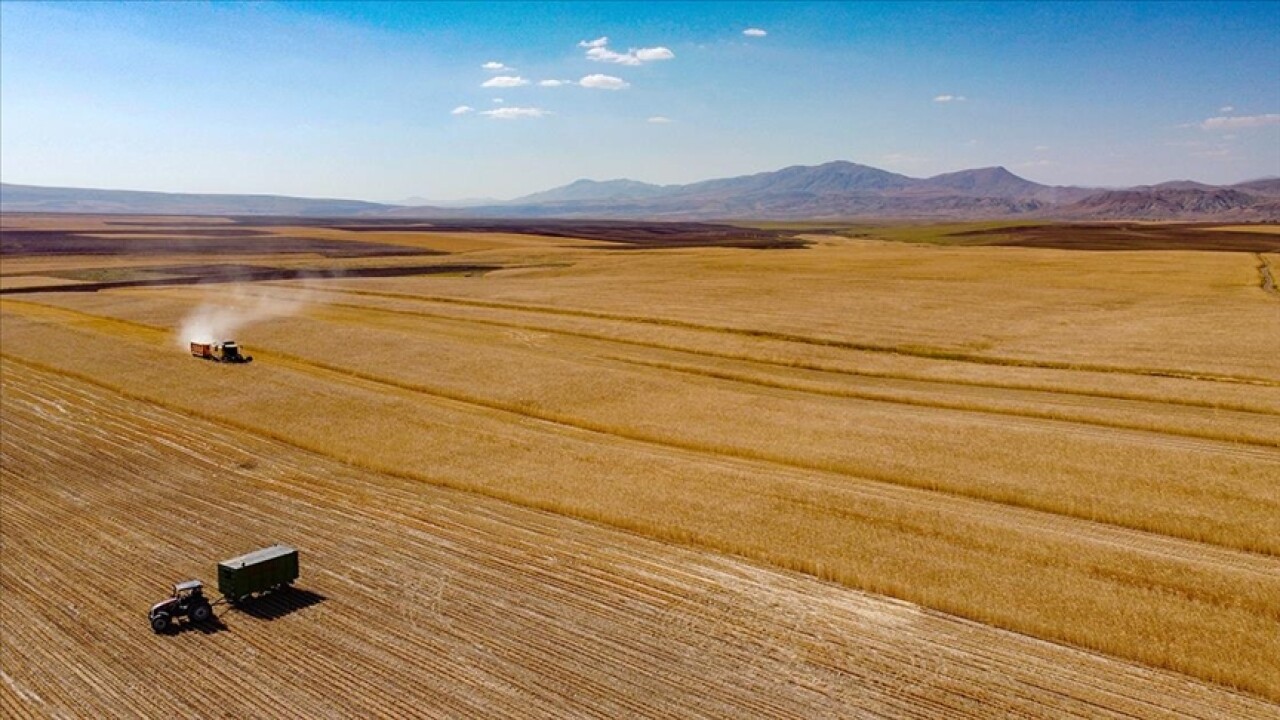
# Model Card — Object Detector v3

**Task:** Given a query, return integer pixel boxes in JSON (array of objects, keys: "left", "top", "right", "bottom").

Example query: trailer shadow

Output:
[{"left": 234, "top": 587, "right": 327, "bottom": 621}]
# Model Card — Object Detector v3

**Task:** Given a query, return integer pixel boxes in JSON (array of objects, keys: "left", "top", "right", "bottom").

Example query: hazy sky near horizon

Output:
[{"left": 2, "top": 1, "right": 1277, "bottom": 202}]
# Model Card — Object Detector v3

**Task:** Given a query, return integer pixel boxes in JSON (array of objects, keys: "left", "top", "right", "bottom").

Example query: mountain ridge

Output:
[{"left": 4, "top": 161, "right": 1277, "bottom": 221}]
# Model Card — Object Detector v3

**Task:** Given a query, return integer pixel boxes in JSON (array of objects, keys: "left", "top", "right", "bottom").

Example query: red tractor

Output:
[{"left": 148, "top": 580, "right": 214, "bottom": 633}]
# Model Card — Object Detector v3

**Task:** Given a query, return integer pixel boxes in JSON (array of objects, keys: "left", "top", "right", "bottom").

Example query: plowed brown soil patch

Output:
[{"left": 955, "top": 222, "right": 1280, "bottom": 251}]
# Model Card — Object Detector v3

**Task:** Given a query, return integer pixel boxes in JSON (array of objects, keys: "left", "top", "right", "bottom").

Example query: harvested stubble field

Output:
[{"left": 2, "top": 214, "right": 1278, "bottom": 717}]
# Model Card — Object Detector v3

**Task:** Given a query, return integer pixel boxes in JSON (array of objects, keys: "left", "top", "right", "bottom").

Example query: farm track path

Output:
[
  {"left": 3, "top": 361, "right": 1277, "bottom": 719},
  {"left": 1259, "top": 253, "right": 1278, "bottom": 296}
]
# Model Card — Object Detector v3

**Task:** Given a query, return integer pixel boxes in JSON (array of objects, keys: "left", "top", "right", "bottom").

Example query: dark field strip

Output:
[
  {"left": 952, "top": 223, "right": 1280, "bottom": 252},
  {"left": 0, "top": 264, "right": 498, "bottom": 295},
  {"left": 0, "top": 228, "right": 437, "bottom": 258},
  {"left": 230, "top": 216, "right": 810, "bottom": 249}
]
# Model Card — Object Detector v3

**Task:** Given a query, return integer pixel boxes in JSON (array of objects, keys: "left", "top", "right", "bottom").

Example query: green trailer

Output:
[{"left": 217, "top": 544, "right": 298, "bottom": 603}]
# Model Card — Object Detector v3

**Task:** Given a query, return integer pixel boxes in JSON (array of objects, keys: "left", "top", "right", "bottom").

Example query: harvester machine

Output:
[{"left": 190, "top": 340, "right": 253, "bottom": 363}]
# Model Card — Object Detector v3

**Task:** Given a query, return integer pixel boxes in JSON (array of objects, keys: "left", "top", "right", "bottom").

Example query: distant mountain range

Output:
[
  {"left": 4, "top": 162, "right": 1279, "bottom": 221},
  {"left": 0, "top": 183, "right": 388, "bottom": 217}
]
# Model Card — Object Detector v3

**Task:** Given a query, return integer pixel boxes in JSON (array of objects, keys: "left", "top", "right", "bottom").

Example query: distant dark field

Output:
[
  {"left": 0, "top": 263, "right": 500, "bottom": 295},
  {"left": 0, "top": 216, "right": 808, "bottom": 255},
  {"left": 0, "top": 228, "right": 437, "bottom": 258},
  {"left": 232, "top": 217, "right": 810, "bottom": 249},
  {"left": 2, "top": 215, "right": 1276, "bottom": 262},
  {"left": 955, "top": 223, "right": 1280, "bottom": 252}
]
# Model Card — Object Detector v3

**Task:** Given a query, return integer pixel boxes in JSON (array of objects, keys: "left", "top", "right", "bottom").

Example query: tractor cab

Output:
[
  {"left": 149, "top": 579, "right": 213, "bottom": 633},
  {"left": 173, "top": 579, "right": 205, "bottom": 599}
]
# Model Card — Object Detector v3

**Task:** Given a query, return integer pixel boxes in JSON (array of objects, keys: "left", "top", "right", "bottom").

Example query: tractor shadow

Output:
[
  {"left": 166, "top": 614, "right": 230, "bottom": 636},
  {"left": 233, "top": 587, "right": 327, "bottom": 621}
]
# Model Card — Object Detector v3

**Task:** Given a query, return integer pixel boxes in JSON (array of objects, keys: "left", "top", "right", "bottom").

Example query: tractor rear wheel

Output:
[
  {"left": 190, "top": 603, "right": 212, "bottom": 623},
  {"left": 150, "top": 613, "right": 171, "bottom": 633}
]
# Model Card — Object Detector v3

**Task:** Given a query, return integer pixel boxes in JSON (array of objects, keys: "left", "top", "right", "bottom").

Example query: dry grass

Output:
[
  {"left": 2, "top": 216, "right": 1279, "bottom": 708},
  {"left": 6, "top": 362, "right": 1272, "bottom": 718}
]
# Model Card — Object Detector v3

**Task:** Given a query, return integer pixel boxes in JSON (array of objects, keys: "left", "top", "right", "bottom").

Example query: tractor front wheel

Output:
[{"left": 150, "top": 613, "right": 171, "bottom": 634}]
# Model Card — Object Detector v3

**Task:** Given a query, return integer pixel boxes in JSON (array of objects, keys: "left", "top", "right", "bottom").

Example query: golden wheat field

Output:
[{"left": 2, "top": 214, "right": 1278, "bottom": 717}]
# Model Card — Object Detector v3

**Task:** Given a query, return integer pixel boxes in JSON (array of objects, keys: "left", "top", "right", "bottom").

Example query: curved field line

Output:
[
  {"left": 249, "top": 282, "right": 1280, "bottom": 415},
  {"left": 264, "top": 292, "right": 1278, "bottom": 449},
  {"left": 255, "top": 282, "right": 1280, "bottom": 387},
  {"left": 601, "top": 355, "right": 1280, "bottom": 450},
  {"left": 3, "top": 299, "right": 1277, "bottom": 556}
]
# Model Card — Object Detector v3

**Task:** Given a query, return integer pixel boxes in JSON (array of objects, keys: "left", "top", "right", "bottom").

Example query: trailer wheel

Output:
[
  {"left": 190, "top": 603, "right": 212, "bottom": 623},
  {"left": 150, "top": 613, "right": 171, "bottom": 634}
]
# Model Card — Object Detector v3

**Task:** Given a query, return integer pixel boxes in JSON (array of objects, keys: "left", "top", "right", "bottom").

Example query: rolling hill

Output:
[
  {"left": 4, "top": 163, "right": 1277, "bottom": 221},
  {"left": 0, "top": 183, "right": 394, "bottom": 217}
]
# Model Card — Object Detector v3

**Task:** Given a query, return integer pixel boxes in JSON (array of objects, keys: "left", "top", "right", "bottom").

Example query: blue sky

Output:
[{"left": 2, "top": 1, "right": 1277, "bottom": 202}]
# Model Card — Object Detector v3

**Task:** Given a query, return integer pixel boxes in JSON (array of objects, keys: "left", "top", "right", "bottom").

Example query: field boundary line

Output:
[
  {"left": 601, "top": 355, "right": 1280, "bottom": 450},
  {"left": 255, "top": 282, "right": 1280, "bottom": 387},
  {"left": 244, "top": 283, "right": 1280, "bottom": 416}
]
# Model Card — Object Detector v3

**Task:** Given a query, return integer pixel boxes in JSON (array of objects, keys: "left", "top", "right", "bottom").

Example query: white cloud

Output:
[
  {"left": 492, "top": 98, "right": 504, "bottom": 104},
  {"left": 647, "top": 116, "right": 673, "bottom": 123},
  {"left": 1201, "top": 113, "right": 1279, "bottom": 130},
  {"left": 583, "top": 38, "right": 674, "bottom": 66},
  {"left": 933, "top": 94, "right": 966, "bottom": 103},
  {"left": 1034, "top": 145, "right": 1050, "bottom": 151},
  {"left": 585, "top": 46, "right": 640, "bottom": 65},
  {"left": 539, "top": 79, "right": 568, "bottom": 87},
  {"left": 635, "top": 47, "right": 675, "bottom": 62},
  {"left": 743, "top": 28, "right": 767, "bottom": 37},
  {"left": 579, "top": 73, "right": 629, "bottom": 90},
  {"left": 1219, "top": 105, "right": 1234, "bottom": 113},
  {"left": 450, "top": 105, "right": 475, "bottom": 115},
  {"left": 482, "top": 61, "right": 513, "bottom": 72},
  {"left": 480, "top": 107, "right": 548, "bottom": 120},
  {"left": 481, "top": 76, "right": 529, "bottom": 88}
]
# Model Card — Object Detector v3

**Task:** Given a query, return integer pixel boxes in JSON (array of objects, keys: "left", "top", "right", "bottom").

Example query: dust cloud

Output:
[{"left": 177, "top": 285, "right": 311, "bottom": 347}]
